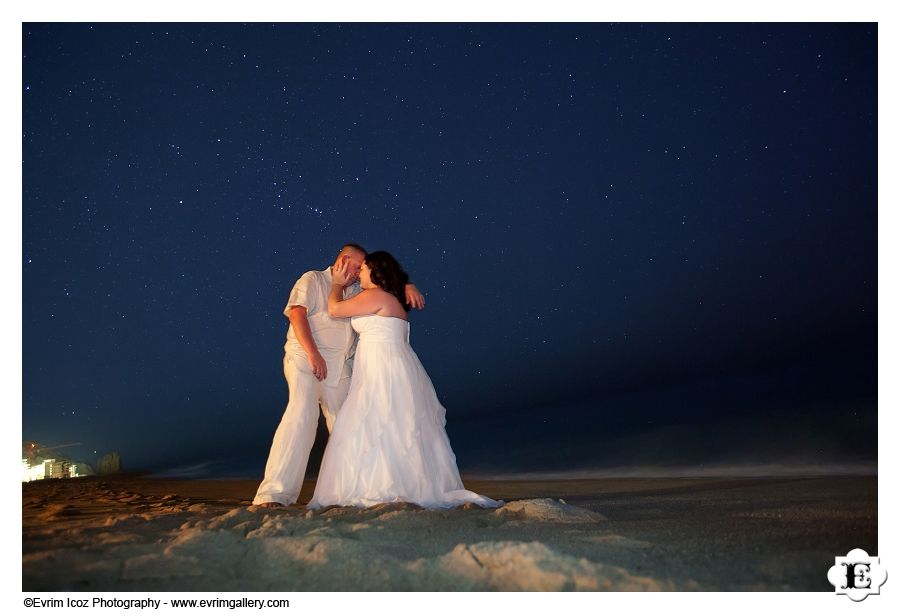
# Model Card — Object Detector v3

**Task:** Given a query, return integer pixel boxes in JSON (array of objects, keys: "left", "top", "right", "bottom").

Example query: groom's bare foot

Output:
[{"left": 257, "top": 502, "right": 285, "bottom": 509}]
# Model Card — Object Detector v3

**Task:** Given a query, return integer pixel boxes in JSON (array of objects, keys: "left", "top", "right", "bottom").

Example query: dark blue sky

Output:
[{"left": 22, "top": 23, "right": 876, "bottom": 476}]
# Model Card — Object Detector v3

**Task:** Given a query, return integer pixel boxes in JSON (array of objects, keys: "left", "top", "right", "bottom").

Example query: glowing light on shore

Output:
[
  {"left": 21, "top": 458, "right": 92, "bottom": 482},
  {"left": 22, "top": 458, "right": 52, "bottom": 482}
]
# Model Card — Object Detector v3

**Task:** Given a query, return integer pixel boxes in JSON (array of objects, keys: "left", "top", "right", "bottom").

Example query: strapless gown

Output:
[{"left": 307, "top": 314, "right": 501, "bottom": 509}]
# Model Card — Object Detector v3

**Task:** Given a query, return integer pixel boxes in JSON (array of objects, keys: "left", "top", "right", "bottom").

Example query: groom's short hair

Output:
[{"left": 340, "top": 242, "right": 367, "bottom": 256}]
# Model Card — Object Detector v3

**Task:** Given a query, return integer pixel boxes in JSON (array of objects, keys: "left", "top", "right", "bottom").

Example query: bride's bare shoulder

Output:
[
  {"left": 363, "top": 287, "right": 405, "bottom": 312},
  {"left": 360, "top": 287, "right": 393, "bottom": 302},
  {"left": 360, "top": 287, "right": 389, "bottom": 296}
]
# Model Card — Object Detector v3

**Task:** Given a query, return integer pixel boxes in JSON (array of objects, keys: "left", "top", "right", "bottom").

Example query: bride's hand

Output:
[{"left": 332, "top": 258, "right": 351, "bottom": 286}]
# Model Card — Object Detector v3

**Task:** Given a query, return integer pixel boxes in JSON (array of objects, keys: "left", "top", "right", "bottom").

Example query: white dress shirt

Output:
[{"left": 283, "top": 266, "right": 362, "bottom": 387}]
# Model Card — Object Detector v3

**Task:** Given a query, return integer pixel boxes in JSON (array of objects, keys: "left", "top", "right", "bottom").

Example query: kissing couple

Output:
[{"left": 252, "top": 243, "right": 501, "bottom": 510}]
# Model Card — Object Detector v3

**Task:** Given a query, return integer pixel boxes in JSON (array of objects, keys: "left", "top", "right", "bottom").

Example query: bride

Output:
[{"left": 306, "top": 250, "right": 501, "bottom": 510}]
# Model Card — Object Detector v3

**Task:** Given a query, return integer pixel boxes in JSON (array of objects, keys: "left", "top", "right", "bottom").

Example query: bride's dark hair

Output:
[{"left": 365, "top": 251, "right": 411, "bottom": 312}]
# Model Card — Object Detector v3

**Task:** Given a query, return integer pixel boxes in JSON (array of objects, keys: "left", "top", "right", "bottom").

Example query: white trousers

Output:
[{"left": 252, "top": 352, "right": 351, "bottom": 506}]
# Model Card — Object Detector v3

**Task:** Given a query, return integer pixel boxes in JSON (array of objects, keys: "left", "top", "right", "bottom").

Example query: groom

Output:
[{"left": 252, "top": 243, "right": 426, "bottom": 508}]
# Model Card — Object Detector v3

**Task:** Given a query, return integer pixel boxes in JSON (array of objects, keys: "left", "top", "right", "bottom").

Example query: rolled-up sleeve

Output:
[{"left": 283, "top": 272, "right": 316, "bottom": 318}]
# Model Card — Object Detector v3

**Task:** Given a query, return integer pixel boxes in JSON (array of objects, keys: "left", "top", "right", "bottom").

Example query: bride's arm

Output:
[{"left": 328, "top": 285, "right": 383, "bottom": 318}]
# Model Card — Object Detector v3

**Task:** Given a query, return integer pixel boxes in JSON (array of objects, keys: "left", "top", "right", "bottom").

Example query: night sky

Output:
[{"left": 22, "top": 22, "right": 877, "bottom": 478}]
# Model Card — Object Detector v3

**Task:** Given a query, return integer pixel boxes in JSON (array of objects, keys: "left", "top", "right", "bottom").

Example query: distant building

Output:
[
  {"left": 46, "top": 459, "right": 68, "bottom": 479},
  {"left": 21, "top": 441, "right": 113, "bottom": 482},
  {"left": 21, "top": 458, "right": 69, "bottom": 482},
  {"left": 22, "top": 452, "right": 100, "bottom": 482},
  {"left": 96, "top": 452, "right": 121, "bottom": 475},
  {"left": 68, "top": 462, "right": 95, "bottom": 478},
  {"left": 22, "top": 459, "right": 47, "bottom": 482}
]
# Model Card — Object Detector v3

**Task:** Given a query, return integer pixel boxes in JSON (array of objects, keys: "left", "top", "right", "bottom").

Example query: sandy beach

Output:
[{"left": 22, "top": 473, "right": 876, "bottom": 591}]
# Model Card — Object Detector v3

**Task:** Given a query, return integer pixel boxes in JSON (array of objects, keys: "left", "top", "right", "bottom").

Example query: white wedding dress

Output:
[{"left": 307, "top": 314, "right": 502, "bottom": 509}]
